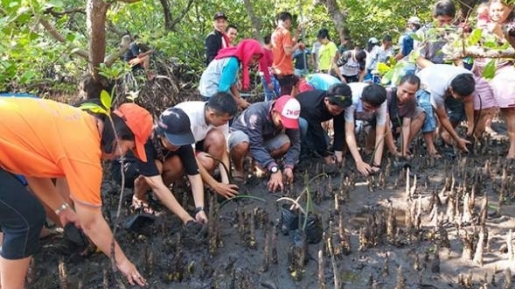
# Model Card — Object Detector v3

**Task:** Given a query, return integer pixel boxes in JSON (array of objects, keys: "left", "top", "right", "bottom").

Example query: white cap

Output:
[{"left": 408, "top": 16, "right": 421, "bottom": 25}]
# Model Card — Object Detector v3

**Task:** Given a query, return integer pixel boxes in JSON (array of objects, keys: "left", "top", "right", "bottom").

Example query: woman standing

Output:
[
  {"left": 0, "top": 97, "right": 152, "bottom": 288},
  {"left": 480, "top": 0, "right": 515, "bottom": 158},
  {"left": 316, "top": 29, "right": 345, "bottom": 81}
]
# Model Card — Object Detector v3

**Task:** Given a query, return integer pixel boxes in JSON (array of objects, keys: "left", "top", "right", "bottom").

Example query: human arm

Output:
[
  {"left": 373, "top": 123, "right": 386, "bottom": 166},
  {"left": 384, "top": 115, "right": 399, "bottom": 155},
  {"left": 284, "top": 128, "right": 301, "bottom": 169},
  {"left": 332, "top": 112, "right": 346, "bottom": 163},
  {"left": 205, "top": 34, "right": 219, "bottom": 64},
  {"left": 230, "top": 85, "right": 249, "bottom": 109},
  {"left": 74, "top": 205, "right": 146, "bottom": 286},
  {"left": 401, "top": 117, "right": 412, "bottom": 156},
  {"left": 463, "top": 96, "right": 475, "bottom": 136},
  {"left": 434, "top": 104, "right": 470, "bottom": 151},
  {"left": 24, "top": 177, "right": 80, "bottom": 228},
  {"left": 187, "top": 174, "right": 207, "bottom": 223},
  {"left": 345, "top": 121, "right": 372, "bottom": 176},
  {"left": 196, "top": 155, "right": 238, "bottom": 199}
]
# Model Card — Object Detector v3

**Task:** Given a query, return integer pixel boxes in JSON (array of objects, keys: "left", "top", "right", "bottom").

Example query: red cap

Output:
[
  {"left": 113, "top": 103, "right": 153, "bottom": 162},
  {"left": 274, "top": 95, "right": 300, "bottom": 129}
]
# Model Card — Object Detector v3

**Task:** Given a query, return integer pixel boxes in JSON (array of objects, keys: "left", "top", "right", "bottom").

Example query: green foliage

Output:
[
  {"left": 79, "top": 89, "right": 112, "bottom": 114},
  {"left": 482, "top": 60, "right": 496, "bottom": 80}
]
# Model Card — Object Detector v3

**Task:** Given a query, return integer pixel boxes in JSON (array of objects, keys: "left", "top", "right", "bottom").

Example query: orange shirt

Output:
[
  {"left": 272, "top": 26, "right": 294, "bottom": 75},
  {"left": 0, "top": 98, "right": 103, "bottom": 209}
]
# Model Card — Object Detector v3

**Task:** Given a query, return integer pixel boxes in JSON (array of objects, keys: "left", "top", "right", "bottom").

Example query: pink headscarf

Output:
[{"left": 215, "top": 39, "right": 265, "bottom": 90}]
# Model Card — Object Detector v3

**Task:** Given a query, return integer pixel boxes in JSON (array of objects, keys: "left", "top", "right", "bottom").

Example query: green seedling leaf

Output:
[
  {"left": 466, "top": 28, "right": 482, "bottom": 46},
  {"left": 100, "top": 90, "right": 112, "bottom": 110},
  {"left": 79, "top": 102, "right": 108, "bottom": 115},
  {"left": 482, "top": 59, "right": 496, "bottom": 80}
]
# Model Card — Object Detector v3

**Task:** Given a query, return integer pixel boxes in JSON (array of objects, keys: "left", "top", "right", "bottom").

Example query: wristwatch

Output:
[
  {"left": 270, "top": 166, "right": 279, "bottom": 174},
  {"left": 194, "top": 207, "right": 204, "bottom": 215}
]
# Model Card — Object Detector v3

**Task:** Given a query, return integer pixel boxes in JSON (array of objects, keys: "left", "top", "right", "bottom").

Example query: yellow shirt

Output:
[{"left": 317, "top": 41, "right": 338, "bottom": 71}]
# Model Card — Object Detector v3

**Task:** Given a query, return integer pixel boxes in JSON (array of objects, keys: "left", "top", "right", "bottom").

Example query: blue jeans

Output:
[
  {"left": 261, "top": 76, "right": 280, "bottom": 101},
  {"left": 416, "top": 89, "right": 437, "bottom": 133},
  {"left": 299, "top": 117, "right": 330, "bottom": 154}
]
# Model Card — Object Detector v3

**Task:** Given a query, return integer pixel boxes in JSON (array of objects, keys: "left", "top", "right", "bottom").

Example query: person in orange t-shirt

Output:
[
  {"left": 0, "top": 97, "right": 152, "bottom": 288},
  {"left": 271, "top": 11, "right": 304, "bottom": 97}
]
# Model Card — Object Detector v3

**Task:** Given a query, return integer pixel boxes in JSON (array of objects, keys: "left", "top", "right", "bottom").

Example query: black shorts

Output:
[
  {"left": 274, "top": 74, "right": 300, "bottom": 96},
  {"left": 0, "top": 169, "right": 45, "bottom": 260}
]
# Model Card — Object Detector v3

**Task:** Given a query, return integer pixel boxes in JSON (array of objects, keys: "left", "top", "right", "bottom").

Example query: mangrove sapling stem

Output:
[
  {"left": 79, "top": 94, "right": 130, "bottom": 284},
  {"left": 219, "top": 194, "right": 266, "bottom": 208}
]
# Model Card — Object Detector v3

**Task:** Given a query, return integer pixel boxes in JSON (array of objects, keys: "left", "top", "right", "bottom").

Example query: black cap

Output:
[
  {"left": 327, "top": 83, "right": 353, "bottom": 108},
  {"left": 328, "top": 95, "right": 352, "bottom": 108},
  {"left": 157, "top": 108, "right": 195, "bottom": 146},
  {"left": 214, "top": 12, "right": 227, "bottom": 20}
]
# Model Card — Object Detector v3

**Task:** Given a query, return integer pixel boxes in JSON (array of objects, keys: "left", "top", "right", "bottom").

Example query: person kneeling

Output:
[
  {"left": 112, "top": 108, "right": 207, "bottom": 225},
  {"left": 385, "top": 74, "right": 426, "bottom": 158},
  {"left": 229, "top": 95, "right": 301, "bottom": 193}
]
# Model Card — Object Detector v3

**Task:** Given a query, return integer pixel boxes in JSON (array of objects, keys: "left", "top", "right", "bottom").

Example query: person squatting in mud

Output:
[
  {"left": 384, "top": 74, "right": 427, "bottom": 159},
  {"left": 229, "top": 95, "right": 301, "bottom": 193},
  {"left": 111, "top": 107, "right": 208, "bottom": 225},
  {"left": 343, "top": 82, "right": 388, "bottom": 177},
  {"left": 0, "top": 97, "right": 152, "bottom": 288},
  {"left": 296, "top": 83, "right": 353, "bottom": 165},
  {"left": 416, "top": 64, "right": 496, "bottom": 156}
]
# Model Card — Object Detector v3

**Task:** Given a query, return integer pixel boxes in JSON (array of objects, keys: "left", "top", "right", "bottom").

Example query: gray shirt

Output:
[
  {"left": 198, "top": 58, "right": 232, "bottom": 97},
  {"left": 230, "top": 101, "right": 300, "bottom": 169},
  {"left": 417, "top": 64, "right": 472, "bottom": 108}
]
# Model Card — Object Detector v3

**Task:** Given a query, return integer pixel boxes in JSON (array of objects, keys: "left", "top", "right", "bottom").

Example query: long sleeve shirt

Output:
[
  {"left": 297, "top": 90, "right": 345, "bottom": 156},
  {"left": 231, "top": 101, "right": 300, "bottom": 169}
]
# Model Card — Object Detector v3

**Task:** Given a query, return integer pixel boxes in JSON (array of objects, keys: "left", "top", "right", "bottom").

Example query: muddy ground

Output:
[{"left": 27, "top": 121, "right": 515, "bottom": 289}]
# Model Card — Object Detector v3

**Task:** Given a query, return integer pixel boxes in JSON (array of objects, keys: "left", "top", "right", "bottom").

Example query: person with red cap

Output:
[
  {"left": 199, "top": 38, "right": 265, "bottom": 109},
  {"left": 228, "top": 95, "right": 301, "bottom": 193},
  {"left": 0, "top": 97, "right": 152, "bottom": 288}
]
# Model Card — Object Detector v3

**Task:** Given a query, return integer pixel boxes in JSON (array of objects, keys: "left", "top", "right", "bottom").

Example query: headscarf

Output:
[{"left": 215, "top": 39, "right": 265, "bottom": 90}]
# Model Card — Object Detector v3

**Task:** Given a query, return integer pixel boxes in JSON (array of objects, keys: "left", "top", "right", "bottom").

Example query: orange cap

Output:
[{"left": 113, "top": 103, "right": 153, "bottom": 162}]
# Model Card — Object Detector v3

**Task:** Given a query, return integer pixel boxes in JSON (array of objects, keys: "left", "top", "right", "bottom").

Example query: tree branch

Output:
[
  {"left": 447, "top": 45, "right": 515, "bottom": 59},
  {"left": 38, "top": 17, "right": 89, "bottom": 60},
  {"left": 168, "top": 0, "right": 195, "bottom": 32},
  {"left": 242, "top": 0, "right": 262, "bottom": 41},
  {"left": 45, "top": 7, "right": 85, "bottom": 17}
]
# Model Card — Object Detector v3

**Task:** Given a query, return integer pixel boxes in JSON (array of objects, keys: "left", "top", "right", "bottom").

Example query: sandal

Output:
[{"left": 131, "top": 196, "right": 156, "bottom": 215}]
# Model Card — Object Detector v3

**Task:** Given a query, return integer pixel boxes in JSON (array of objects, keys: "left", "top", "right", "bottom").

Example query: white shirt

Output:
[
  {"left": 174, "top": 101, "right": 229, "bottom": 145},
  {"left": 417, "top": 64, "right": 472, "bottom": 108},
  {"left": 344, "top": 82, "right": 387, "bottom": 125}
]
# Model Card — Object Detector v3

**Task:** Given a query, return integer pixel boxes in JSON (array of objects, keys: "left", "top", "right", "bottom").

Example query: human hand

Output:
[
  {"left": 239, "top": 99, "right": 250, "bottom": 109},
  {"left": 237, "top": 80, "right": 243, "bottom": 90},
  {"left": 340, "top": 76, "right": 347, "bottom": 83},
  {"left": 195, "top": 210, "right": 208, "bottom": 224},
  {"left": 267, "top": 82, "right": 274, "bottom": 90},
  {"left": 58, "top": 207, "right": 81, "bottom": 229},
  {"left": 267, "top": 172, "right": 284, "bottom": 193},
  {"left": 117, "top": 259, "right": 147, "bottom": 287},
  {"left": 128, "top": 58, "right": 142, "bottom": 66},
  {"left": 457, "top": 137, "right": 471, "bottom": 152},
  {"left": 214, "top": 182, "right": 239, "bottom": 199},
  {"left": 283, "top": 168, "right": 294, "bottom": 184},
  {"left": 356, "top": 161, "right": 373, "bottom": 176},
  {"left": 324, "top": 155, "right": 336, "bottom": 165}
]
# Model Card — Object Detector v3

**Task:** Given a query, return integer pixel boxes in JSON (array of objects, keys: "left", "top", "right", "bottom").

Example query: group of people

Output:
[{"left": 2, "top": 0, "right": 515, "bottom": 288}]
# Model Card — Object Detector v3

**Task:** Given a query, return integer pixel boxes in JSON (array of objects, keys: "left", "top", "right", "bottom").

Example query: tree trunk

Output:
[
  {"left": 319, "top": 0, "right": 347, "bottom": 43},
  {"left": 86, "top": 0, "right": 109, "bottom": 80},
  {"left": 159, "top": 0, "right": 174, "bottom": 31},
  {"left": 242, "top": 0, "right": 263, "bottom": 41}
]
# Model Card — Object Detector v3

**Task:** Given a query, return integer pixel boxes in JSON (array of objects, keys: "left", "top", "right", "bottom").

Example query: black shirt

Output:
[
  {"left": 205, "top": 30, "right": 225, "bottom": 66},
  {"left": 297, "top": 90, "right": 345, "bottom": 156},
  {"left": 129, "top": 138, "right": 199, "bottom": 177}
]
